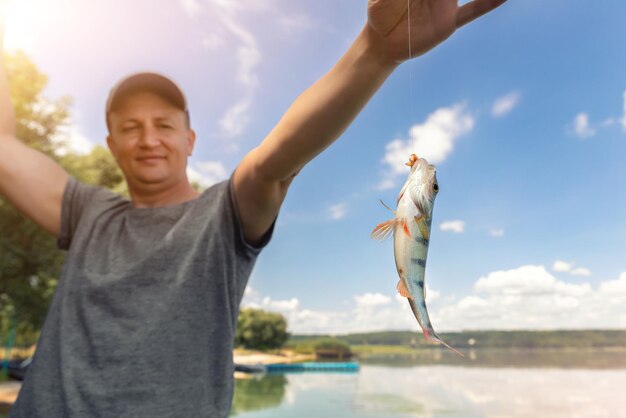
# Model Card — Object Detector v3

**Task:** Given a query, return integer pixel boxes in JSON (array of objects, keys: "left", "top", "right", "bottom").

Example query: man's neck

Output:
[{"left": 129, "top": 181, "right": 200, "bottom": 208}]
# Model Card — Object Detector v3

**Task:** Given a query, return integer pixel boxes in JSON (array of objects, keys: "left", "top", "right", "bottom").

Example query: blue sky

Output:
[{"left": 5, "top": 0, "right": 626, "bottom": 334}]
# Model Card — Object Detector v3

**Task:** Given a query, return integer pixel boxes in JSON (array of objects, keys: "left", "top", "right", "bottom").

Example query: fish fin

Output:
[
  {"left": 415, "top": 217, "right": 430, "bottom": 240},
  {"left": 396, "top": 280, "right": 413, "bottom": 299},
  {"left": 370, "top": 219, "right": 396, "bottom": 241},
  {"left": 402, "top": 220, "right": 411, "bottom": 238},
  {"left": 379, "top": 199, "right": 396, "bottom": 216},
  {"left": 397, "top": 180, "right": 410, "bottom": 204}
]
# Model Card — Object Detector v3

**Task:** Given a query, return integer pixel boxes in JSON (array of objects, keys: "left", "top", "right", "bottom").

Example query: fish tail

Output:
[
  {"left": 429, "top": 334, "right": 464, "bottom": 357},
  {"left": 408, "top": 299, "right": 464, "bottom": 357}
]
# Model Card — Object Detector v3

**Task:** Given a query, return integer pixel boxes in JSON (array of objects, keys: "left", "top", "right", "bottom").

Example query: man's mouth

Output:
[{"left": 136, "top": 156, "right": 165, "bottom": 163}]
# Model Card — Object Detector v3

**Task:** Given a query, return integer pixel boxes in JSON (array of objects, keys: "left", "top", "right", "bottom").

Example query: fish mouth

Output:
[
  {"left": 405, "top": 154, "right": 419, "bottom": 167},
  {"left": 406, "top": 155, "right": 432, "bottom": 169}
]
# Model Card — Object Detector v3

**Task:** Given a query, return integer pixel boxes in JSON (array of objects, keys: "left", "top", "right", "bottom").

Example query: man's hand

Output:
[
  {"left": 233, "top": 0, "right": 507, "bottom": 245},
  {"left": 367, "top": 0, "right": 507, "bottom": 65},
  {"left": 0, "top": 0, "right": 69, "bottom": 238}
]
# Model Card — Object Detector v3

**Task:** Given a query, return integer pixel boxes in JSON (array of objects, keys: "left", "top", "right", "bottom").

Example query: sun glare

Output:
[{"left": 2, "top": 0, "right": 38, "bottom": 52}]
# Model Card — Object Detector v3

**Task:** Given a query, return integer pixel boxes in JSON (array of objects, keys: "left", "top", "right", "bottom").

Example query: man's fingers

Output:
[
  {"left": 456, "top": 0, "right": 507, "bottom": 29},
  {"left": 368, "top": 0, "right": 410, "bottom": 36}
]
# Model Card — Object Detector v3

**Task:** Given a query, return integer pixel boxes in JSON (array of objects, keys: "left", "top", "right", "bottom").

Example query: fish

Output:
[{"left": 371, "top": 154, "right": 462, "bottom": 356}]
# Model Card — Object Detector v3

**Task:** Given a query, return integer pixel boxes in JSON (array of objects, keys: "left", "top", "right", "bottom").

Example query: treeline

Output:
[{"left": 289, "top": 330, "right": 626, "bottom": 349}]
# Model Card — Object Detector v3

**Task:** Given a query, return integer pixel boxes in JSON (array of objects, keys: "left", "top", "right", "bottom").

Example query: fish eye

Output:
[{"left": 433, "top": 184, "right": 439, "bottom": 193}]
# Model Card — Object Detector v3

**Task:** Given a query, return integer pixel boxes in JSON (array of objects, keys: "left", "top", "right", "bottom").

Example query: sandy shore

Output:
[
  {"left": 233, "top": 350, "right": 315, "bottom": 380},
  {"left": 0, "top": 381, "right": 20, "bottom": 410},
  {"left": 234, "top": 350, "right": 314, "bottom": 365}
]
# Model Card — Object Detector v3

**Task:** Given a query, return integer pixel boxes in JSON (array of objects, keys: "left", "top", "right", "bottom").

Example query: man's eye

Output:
[
  {"left": 122, "top": 126, "right": 138, "bottom": 132},
  {"left": 159, "top": 124, "right": 172, "bottom": 129}
]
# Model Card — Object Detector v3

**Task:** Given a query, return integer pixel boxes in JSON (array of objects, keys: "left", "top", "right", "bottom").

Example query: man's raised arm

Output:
[
  {"left": 233, "top": 0, "right": 507, "bottom": 245},
  {"left": 0, "top": 15, "right": 69, "bottom": 237}
]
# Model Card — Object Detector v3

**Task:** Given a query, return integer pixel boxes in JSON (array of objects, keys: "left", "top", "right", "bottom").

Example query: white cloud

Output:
[
  {"left": 425, "top": 284, "right": 440, "bottom": 303},
  {"left": 440, "top": 220, "right": 465, "bottom": 233},
  {"left": 552, "top": 260, "right": 592, "bottom": 277},
  {"left": 263, "top": 296, "right": 299, "bottom": 311},
  {"left": 489, "top": 228, "right": 504, "bottom": 238},
  {"left": 242, "top": 267, "right": 626, "bottom": 334},
  {"left": 474, "top": 265, "right": 588, "bottom": 296},
  {"left": 217, "top": 16, "right": 260, "bottom": 139},
  {"left": 241, "top": 287, "right": 435, "bottom": 334},
  {"left": 571, "top": 267, "right": 592, "bottom": 277},
  {"left": 552, "top": 260, "right": 572, "bottom": 272},
  {"left": 180, "top": 0, "right": 263, "bottom": 140},
  {"left": 52, "top": 123, "right": 95, "bottom": 156},
  {"left": 355, "top": 293, "right": 390, "bottom": 307},
  {"left": 572, "top": 112, "right": 596, "bottom": 138},
  {"left": 218, "top": 98, "right": 252, "bottom": 139},
  {"left": 378, "top": 103, "right": 474, "bottom": 190},
  {"left": 599, "top": 272, "right": 626, "bottom": 294},
  {"left": 187, "top": 160, "right": 228, "bottom": 187},
  {"left": 327, "top": 202, "right": 348, "bottom": 221},
  {"left": 491, "top": 92, "right": 520, "bottom": 117},
  {"left": 243, "top": 285, "right": 260, "bottom": 300},
  {"left": 437, "top": 265, "right": 626, "bottom": 330},
  {"left": 180, "top": 1, "right": 315, "bottom": 141}
]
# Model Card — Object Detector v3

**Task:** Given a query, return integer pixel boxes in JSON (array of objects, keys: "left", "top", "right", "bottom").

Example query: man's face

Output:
[{"left": 107, "top": 91, "right": 195, "bottom": 191}]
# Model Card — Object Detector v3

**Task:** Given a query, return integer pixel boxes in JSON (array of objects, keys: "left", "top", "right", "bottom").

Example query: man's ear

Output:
[
  {"left": 187, "top": 129, "right": 197, "bottom": 156},
  {"left": 106, "top": 135, "right": 117, "bottom": 159}
]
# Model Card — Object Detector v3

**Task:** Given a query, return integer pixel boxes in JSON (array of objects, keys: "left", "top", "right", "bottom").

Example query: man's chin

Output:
[{"left": 131, "top": 174, "right": 171, "bottom": 187}]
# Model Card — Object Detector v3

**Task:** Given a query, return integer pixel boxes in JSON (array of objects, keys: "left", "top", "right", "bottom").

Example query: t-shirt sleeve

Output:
[
  {"left": 227, "top": 176, "right": 275, "bottom": 255},
  {"left": 57, "top": 177, "right": 102, "bottom": 250}
]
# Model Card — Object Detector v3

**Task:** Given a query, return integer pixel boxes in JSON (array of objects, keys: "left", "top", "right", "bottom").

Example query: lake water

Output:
[{"left": 231, "top": 349, "right": 626, "bottom": 418}]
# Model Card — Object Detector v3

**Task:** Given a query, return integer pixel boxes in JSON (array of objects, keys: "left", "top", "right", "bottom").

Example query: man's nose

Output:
[{"left": 138, "top": 124, "right": 161, "bottom": 147}]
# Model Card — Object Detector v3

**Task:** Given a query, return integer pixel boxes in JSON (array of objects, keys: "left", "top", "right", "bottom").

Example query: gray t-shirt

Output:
[{"left": 9, "top": 176, "right": 272, "bottom": 418}]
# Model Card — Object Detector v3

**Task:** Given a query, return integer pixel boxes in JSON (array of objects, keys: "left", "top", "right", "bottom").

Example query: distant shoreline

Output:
[{"left": 287, "top": 329, "right": 626, "bottom": 350}]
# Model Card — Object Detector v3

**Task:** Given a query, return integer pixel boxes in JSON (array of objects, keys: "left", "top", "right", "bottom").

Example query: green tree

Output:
[
  {"left": 235, "top": 308, "right": 289, "bottom": 350},
  {"left": 0, "top": 51, "right": 125, "bottom": 347},
  {"left": 61, "top": 146, "right": 126, "bottom": 195},
  {"left": 313, "top": 337, "right": 352, "bottom": 359},
  {"left": 1, "top": 51, "right": 71, "bottom": 341}
]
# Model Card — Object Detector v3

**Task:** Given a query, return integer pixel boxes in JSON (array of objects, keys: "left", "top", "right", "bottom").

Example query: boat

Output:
[
  {"left": 234, "top": 363, "right": 267, "bottom": 374},
  {"left": 3, "top": 357, "right": 31, "bottom": 381}
]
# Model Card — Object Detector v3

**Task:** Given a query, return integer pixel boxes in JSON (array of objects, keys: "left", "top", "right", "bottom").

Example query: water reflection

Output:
[
  {"left": 361, "top": 347, "right": 626, "bottom": 369},
  {"left": 230, "top": 374, "right": 287, "bottom": 416},
  {"left": 232, "top": 350, "right": 626, "bottom": 418}
]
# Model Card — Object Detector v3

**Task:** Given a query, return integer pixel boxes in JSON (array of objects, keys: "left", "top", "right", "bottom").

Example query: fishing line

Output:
[{"left": 407, "top": 0, "right": 415, "bottom": 154}]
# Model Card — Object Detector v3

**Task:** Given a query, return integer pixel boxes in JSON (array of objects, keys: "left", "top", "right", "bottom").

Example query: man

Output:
[{"left": 0, "top": 0, "right": 507, "bottom": 416}]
